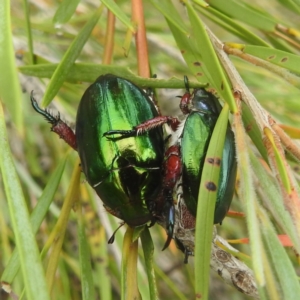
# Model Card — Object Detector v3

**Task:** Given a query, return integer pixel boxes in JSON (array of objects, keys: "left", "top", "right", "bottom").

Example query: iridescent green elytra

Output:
[
  {"left": 76, "top": 74, "right": 164, "bottom": 226},
  {"left": 181, "top": 89, "right": 237, "bottom": 224}
]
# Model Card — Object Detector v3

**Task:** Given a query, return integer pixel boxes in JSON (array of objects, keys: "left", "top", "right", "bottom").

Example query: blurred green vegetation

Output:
[{"left": 1, "top": 0, "right": 300, "bottom": 299}]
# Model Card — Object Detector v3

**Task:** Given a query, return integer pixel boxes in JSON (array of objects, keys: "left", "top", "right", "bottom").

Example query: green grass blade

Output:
[
  {"left": 98, "top": 227, "right": 112, "bottom": 300},
  {"left": 154, "top": 266, "right": 187, "bottom": 300},
  {"left": 233, "top": 112, "right": 265, "bottom": 286},
  {"left": 101, "top": 0, "right": 135, "bottom": 32},
  {"left": 140, "top": 227, "right": 158, "bottom": 300},
  {"left": 41, "top": 5, "right": 104, "bottom": 107},
  {"left": 186, "top": 3, "right": 237, "bottom": 113},
  {"left": 77, "top": 204, "right": 96, "bottom": 300},
  {"left": 19, "top": 63, "right": 129, "bottom": 83},
  {"left": 0, "top": 0, "right": 23, "bottom": 132},
  {"left": 19, "top": 63, "right": 207, "bottom": 88},
  {"left": 1, "top": 156, "right": 67, "bottom": 282},
  {"left": 149, "top": 0, "right": 212, "bottom": 83},
  {"left": 240, "top": 44, "right": 300, "bottom": 74},
  {"left": 266, "top": 33, "right": 297, "bottom": 53},
  {"left": 23, "top": 0, "right": 34, "bottom": 64},
  {"left": 44, "top": 161, "right": 81, "bottom": 292},
  {"left": 265, "top": 128, "right": 291, "bottom": 193},
  {"left": 277, "top": 0, "right": 300, "bottom": 14},
  {"left": 121, "top": 227, "right": 141, "bottom": 300},
  {"left": 79, "top": 184, "right": 112, "bottom": 300},
  {"left": 208, "top": 0, "right": 277, "bottom": 31},
  {"left": 53, "top": 0, "right": 81, "bottom": 25},
  {"left": 149, "top": 0, "right": 189, "bottom": 34},
  {"left": 167, "top": 19, "right": 211, "bottom": 84},
  {"left": 249, "top": 150, "right": 300, "bottom": 253},
  {"left": 259, "top": 205, "right": 300, "bottom": 298},
  {"left": 196, "top": 5, "right": 270, "bottom": 47},
  {"left": 194, "top": 104, "right": 229, "bottom": 300},
  {"left": 0, "top": 101, "right": 50, "bottom": 300},
  {"left": 241, "top": 102, "right": 268, "bottom": 161}
]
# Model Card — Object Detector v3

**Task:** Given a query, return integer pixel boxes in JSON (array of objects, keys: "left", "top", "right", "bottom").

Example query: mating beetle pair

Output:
[{"left": 31, "top": 74, "right": 236, "bottom": 252}]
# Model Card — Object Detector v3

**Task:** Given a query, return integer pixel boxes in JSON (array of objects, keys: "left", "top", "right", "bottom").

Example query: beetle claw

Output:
[
  {"left": 161, "top": 206, "right": 175, "bottom": 251},
  {"left": 161, "top": 234, "right": 172, "bottom": 251},
  {"left": 103, "top": 130, "right": 137, "bottom": 140},
  {"left": 147, "top": 220, "right": 156, "bottom": 228}
]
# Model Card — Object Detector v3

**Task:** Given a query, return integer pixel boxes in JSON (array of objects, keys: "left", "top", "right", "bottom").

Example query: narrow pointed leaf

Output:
[
  {"left": 0, "top": 101, "right": 50, "bottom": 300},
  {"left": 42, "top": 5, "right": 104, "bottom": 107},
  {"left": 186, "top": 3, "right": 237, "bottom": 113},
  {"left": 195, "top": 104, "right": 229, "bottom": 299},
  {"left": 0, "top": 0, "right": 23, "bottom": 131},
  {"left": 53, "top": 0, "right": 81, "bottom": 25},
  {"left": 1, "top": 156, "right": 67, "bottom": 282}
]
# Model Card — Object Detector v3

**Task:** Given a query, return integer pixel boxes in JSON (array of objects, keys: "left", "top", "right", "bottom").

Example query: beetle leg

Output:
[
  {"left": 103, "top": 116, "right": 179, "bottom": 140},
  {"left": 135, "top": 116, "right": 179, "bottom": 134},
  {"left": 30, "top": 91, "right": 77, "bottom": 150},
  {"left": 162, "top": 203, "right": 175, "bottom": 250},
  {"left": 161, "top": 144, "right": 182, "bottom": 250},
  {"left": 147, "top": 220, "right": 156, "bottom": 228},
  {"left": 103, "top": 129, "right": 136, "bottom": 139},
  {"left": 174, "top": 237, "right": 193, "bottom": 264}
]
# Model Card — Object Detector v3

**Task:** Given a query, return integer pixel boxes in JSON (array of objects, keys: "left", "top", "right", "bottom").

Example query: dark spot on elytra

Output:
[
  {"left": 221, "top": 81, "right": 224, "bottom": 90},
  {"left": 196, "top": 72, "right": 203, "bottom": 77},
  {"left": 281, "top": 57, "right": 288, "bottom": 62},
  {"left": 205, "top": 181, "right": 217, "bottom": 191},
  {"left": 218, "top": 269, "right": 222, "bottom": 276},
  {"left": 181, "top": 50, "right": 185, "bottom": 54},
  {"left": 193, "top": 61, "right": 201, "bottom": 66},
  {"left": 195, "top": 293, "right": 202, "bottom": 299},
  {"left": 268, "top": 55, "right": 275, "bottom": 60}
]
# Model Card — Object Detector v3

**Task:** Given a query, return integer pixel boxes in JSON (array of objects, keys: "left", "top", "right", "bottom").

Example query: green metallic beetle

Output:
[
  {"left": 75, "top": 74, "right": 165, "bottom": 227},
  {"left": 105, "top": 78, "right": 237, "bottom": 228},
  {"left": 179, "top": 88, "right": 237, "bottom": 224},
  {"left": 31, "top": 74, "right": 166, "bottom": 233}
]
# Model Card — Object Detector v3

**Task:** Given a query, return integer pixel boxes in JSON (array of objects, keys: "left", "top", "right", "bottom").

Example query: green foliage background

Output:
[{"left": 1, "top": 0, "right": 300, "bottom": 299}]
